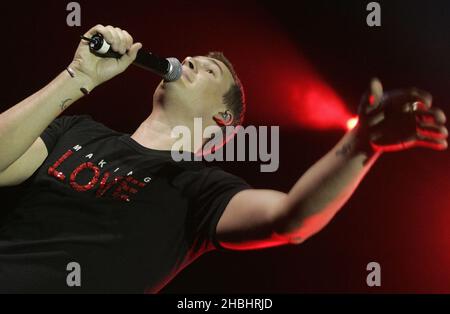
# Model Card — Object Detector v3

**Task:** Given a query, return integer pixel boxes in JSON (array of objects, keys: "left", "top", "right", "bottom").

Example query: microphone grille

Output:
[{"left": 165, "top": 58, "right": 182, "bottom": 82}]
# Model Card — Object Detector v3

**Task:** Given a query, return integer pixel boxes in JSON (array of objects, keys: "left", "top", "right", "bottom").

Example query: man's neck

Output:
[
  {"left": 130, "top": 109, "right": 181, "bottom": 152},
  {"left": 131, "top": 105, "right": 208, "bottom": 153}
]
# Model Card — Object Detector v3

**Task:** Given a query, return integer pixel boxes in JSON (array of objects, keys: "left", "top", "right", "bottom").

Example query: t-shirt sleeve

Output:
[
  {"left": 188, "top": 166, "right": 252, "bottom": 252},
  {"left": 40, "top": 114, "right": 93, "bottom": 152}
]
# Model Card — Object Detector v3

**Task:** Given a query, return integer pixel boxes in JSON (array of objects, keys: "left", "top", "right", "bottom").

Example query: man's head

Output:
[{"left": 153, "top": 52, "right": 246, "bottom": 134}]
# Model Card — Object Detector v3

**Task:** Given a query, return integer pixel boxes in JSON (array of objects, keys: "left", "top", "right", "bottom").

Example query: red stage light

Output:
[
  {"left": 135, "top": 2, "right": 356, "bottom": 131},
  {"left": 346, "top": 116, "right": 359, "bottom": 130},
  {"left": 289, "top": 84, "right": 354, "bottom": 130}
]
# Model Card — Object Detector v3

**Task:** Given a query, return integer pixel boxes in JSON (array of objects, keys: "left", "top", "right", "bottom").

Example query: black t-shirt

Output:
[{"left": 0, "top": 115, "right": 251, "bottom": 293}]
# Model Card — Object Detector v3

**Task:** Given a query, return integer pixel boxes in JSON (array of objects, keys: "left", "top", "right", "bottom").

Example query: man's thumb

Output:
[
  {"left": 120, "top": 42, "right": 142, "bottom": 66},
  {"left": 358, "top": 77, "right": 384, "bottom": 117},
  {"left": 369, "top": 77, "right": 383, "bottom": 107}
]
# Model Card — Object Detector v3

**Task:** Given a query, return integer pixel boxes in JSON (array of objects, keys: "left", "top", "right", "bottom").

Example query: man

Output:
[{"left": 0, "top": 25, "right": 447, "bottom": 293}]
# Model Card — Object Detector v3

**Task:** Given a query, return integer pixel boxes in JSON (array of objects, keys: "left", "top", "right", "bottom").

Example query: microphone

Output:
[{"left": 84, "top": 33, "right": 182, "bottom": 82}]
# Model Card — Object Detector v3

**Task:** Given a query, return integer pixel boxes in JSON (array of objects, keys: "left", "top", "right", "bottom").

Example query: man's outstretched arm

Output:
[
  {"left": 217, "top": 125, "right": 381, "bottom": 250},
  {"left": 217, "top": 80, "right": 448, "bottom": 250}
]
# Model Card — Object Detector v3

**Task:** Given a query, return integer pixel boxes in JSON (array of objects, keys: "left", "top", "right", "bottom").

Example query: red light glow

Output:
[{"left": 346, "top": 116, "right": 359, "bottom": 130}]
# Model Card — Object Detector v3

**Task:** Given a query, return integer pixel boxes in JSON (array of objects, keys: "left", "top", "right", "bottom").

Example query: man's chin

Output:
[
  {"left": 160, "top": 78, "right": 187, "bottom": 93},
  {"left": 154, "top": 80, "right": 186, "bottom": 101},
  {"left": 161, "top": 77, "right": 184, "bottom": 86}
]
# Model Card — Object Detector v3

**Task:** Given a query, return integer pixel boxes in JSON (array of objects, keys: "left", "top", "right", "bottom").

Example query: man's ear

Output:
[{"left": 213, "top": 110, "right": 234, "bottom": 126}]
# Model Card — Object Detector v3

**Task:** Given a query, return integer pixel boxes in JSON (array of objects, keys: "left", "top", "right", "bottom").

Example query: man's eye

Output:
[{"left": 207, "top": 69, "right": 214, "bottom": 75}]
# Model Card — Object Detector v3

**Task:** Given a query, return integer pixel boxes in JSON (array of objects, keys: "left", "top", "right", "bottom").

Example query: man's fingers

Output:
[
  {"left": 415, "top": 134, "right": 448, "bottom": 150},
  {"left": 86, "top": 25, "right": 136, "bottom": 56},
  {"left": 417, "top": 123, "right": 448, "bottom": 139},
  {"left": 370, "top": 78, "right": 383, "bottom": 107},
  {"left": 122, "top": 30, "right": 133, "bottom": 51},
  {"left": 115, "top": 28, "right": 128, "bottom": 55},
  {"left": 358, "top": 78, "right": 384, "bottom": 117},
  {"left": 415, "top": 108, "right": 447, "bottom": 125},
  {"left": 409, "top": 88, "right": 433, "bottom": 108},
  {"left": 83, "top": 24, "right": 105, "bottom": 38},
  {"left": 400, "top": 88, "right": 433, "bottom": 109},
  {"left": 104, "top": 25, "right": 120, "bottom": 53},
  {"left": 383, "top": 88, "right": 433, "bottom": 110},
  {"left": 82, "top": 24, "right": 141, "bottom": 67},
  {"left": 102, "top": 26, "right": 135, "bottom": 56},
  {"left": 95, "top": 25, "right": 114, "bottom": 47},
  {"left": 433, "top": 107, "right": 447, "bottom": 124},
  {"left": 119, "top": 42, "right": 142, "bottom": 66}
]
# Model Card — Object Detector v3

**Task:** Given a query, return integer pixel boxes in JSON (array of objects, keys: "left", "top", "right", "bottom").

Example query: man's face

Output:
[{"left": 154, "top": 56, "right": 234, "bottom": 122}]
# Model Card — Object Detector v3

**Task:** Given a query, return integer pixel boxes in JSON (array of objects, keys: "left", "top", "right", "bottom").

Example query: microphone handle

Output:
[
  {"left": 134, "top": 51, "right": 170, "bottom": 77},
  {"left": 88, "top": 34, "right": 122, "bottom": 58}
]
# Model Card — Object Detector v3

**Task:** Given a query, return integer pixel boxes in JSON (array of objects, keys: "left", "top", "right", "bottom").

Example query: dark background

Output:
[{"left": 1, "top": 0, "right": 449, "bottom": 293}]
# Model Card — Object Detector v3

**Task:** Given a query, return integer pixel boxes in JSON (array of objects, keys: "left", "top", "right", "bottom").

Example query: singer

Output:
[{"left": 0, "top": 25, "right": 447, "bottom": 293}]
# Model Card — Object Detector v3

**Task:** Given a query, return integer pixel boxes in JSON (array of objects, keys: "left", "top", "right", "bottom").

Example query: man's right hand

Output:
[
  {"left": 69, "top": 25, "right": 142, "bottom": 91},
  {"left": 357, "top": 78, "right": 448, "bottom": 152}
]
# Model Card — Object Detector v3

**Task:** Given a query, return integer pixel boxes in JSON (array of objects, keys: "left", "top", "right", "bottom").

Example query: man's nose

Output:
[{"left": 184, "top": 57, "right": 197, "bottom": 73}]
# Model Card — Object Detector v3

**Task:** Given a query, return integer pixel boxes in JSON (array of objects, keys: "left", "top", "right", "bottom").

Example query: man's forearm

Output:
[
  {"left": 0, "top": 69, "right": 90, "bottom": 172},
  {"left": 276, "top": 126, "right": 382, "bottom": 243}
]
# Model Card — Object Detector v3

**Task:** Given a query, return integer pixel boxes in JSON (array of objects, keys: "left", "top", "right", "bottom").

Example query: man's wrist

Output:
[
  {"left": 352, "top": 124, "right": 383, "bottom": 158},
  {"left": 67, "top": 62, "right": 98, "bottom": 94},
  {"left": 344, "top": 124, "right": 380, "bottom": 158}
]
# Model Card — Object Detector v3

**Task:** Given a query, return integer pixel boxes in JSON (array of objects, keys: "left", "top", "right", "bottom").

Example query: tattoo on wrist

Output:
[
  {"left": 336, "top": 139, "right": 377, "bottom": 166},
  {"left": 336, "top": 142, "right": 354, "bottom": 157},
  {"left": 60, "top": 98, "right": 72, "bottom": 111}
]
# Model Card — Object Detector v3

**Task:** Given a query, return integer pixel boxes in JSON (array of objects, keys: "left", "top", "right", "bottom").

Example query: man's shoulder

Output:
[
  {"left": 168, "top": 161, "right": 247, "bottom": 189},
  {"left": 65, "top": 114, "right": 122, "bottom": 134}
]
